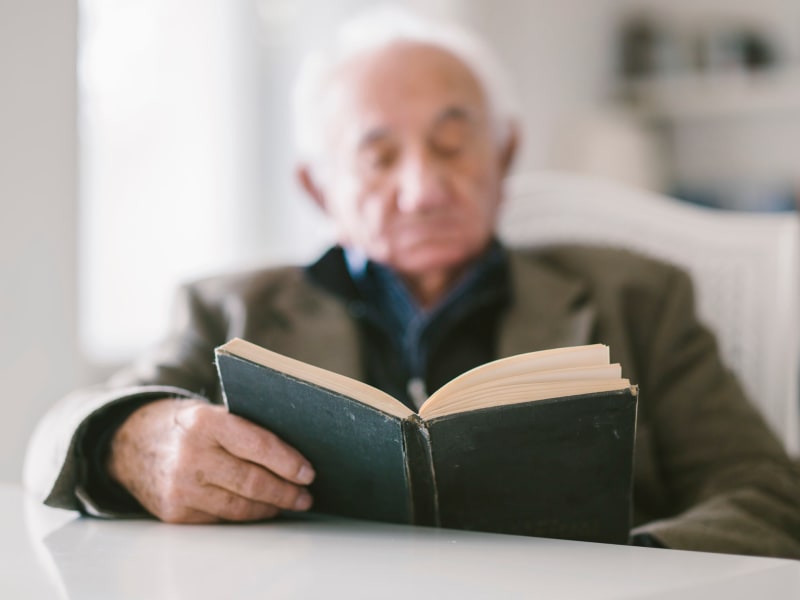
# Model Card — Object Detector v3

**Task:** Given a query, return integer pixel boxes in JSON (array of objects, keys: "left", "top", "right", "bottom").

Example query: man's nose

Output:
[{"left": 395, "top": 155, "right": 449, "bottom": 213}]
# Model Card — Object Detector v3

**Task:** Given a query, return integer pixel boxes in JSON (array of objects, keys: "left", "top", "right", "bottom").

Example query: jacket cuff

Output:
[
  {"left": 30, "top": 386, "right": 207, "bottom": 513},
  {"left": 76, "top": 395, "right": 158, "bottom": 517}
]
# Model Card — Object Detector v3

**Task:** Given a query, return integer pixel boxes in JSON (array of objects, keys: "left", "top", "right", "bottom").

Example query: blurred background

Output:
[{"left": 2, "top": 0, "right": 799, "bottom": 483}]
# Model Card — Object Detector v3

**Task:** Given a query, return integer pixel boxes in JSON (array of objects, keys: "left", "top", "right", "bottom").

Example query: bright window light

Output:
[{"left": 79, "top": 0, "right": 259, "bottom": 363}]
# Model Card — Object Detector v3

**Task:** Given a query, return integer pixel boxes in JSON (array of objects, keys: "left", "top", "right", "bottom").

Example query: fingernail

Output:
[
  {"left": 294, "top": 491, "right": 313, "bottom": 511},
  {"left": 297, "top": 464, "right": 315, "bottom": 485}
]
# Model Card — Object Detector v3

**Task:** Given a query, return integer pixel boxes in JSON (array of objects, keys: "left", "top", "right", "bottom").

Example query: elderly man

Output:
[{"left": 27, "top": 8, "right": 800, "bottom": 557}]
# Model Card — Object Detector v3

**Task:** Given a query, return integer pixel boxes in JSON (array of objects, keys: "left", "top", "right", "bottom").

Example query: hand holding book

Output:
[{"left": 106, "top": 397, "right": 316, "bottom": 523}]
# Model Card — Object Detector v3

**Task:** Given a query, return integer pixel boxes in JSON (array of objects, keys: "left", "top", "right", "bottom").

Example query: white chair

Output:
[{"left": 498, "top": 171, "right": 800, "bottom": 455}]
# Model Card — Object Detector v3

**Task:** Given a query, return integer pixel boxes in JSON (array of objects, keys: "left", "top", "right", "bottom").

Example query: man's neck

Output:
[
  {"left": 340, "top": 242, "right": 501, "bottom": 311},
  {"left": 400, "top": 267, "right": 468, "bottom": 310}
]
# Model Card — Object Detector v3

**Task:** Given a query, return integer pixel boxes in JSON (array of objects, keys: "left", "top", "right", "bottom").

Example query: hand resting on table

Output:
[{"left": 107, "top": 399, "right": 315, "bottom": 523}]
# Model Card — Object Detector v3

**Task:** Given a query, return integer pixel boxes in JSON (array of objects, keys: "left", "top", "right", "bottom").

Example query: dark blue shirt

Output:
[{"left": 306, "top": 243, "right": 511, "bottom": 409}]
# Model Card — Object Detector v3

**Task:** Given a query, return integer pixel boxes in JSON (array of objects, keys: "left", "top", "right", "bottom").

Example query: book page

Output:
[
  {"left": 425, "top": 364, "right": 621, "bottom": 412},
  {"left": 220, "top": 339, "right": 629, "bottom": 422},
  {"left": 419, "top": 345, "right": 628, "bottom": 419}
]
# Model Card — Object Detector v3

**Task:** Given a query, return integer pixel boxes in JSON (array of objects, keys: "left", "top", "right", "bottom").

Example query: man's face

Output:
[{"left": 307, "top": 42, "right": 514, "bottom": 280}]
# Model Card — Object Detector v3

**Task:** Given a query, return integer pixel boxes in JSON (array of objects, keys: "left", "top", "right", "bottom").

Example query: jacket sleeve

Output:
[
  {"left": 23, "top": 283, "right": 228, "bottom": 513},
  {"left": 631, "top": 268, "right": 800, "bottom": 558}
]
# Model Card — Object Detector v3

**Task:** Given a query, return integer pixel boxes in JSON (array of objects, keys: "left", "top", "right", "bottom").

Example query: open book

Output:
[{"left": 216, "top": 338, "right": 638, "bottom": 543}]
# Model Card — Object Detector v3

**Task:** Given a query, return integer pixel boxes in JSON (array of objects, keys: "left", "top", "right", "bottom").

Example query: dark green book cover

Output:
[{"left": 216, "top": 341, "right": 638, "bottom": 544}]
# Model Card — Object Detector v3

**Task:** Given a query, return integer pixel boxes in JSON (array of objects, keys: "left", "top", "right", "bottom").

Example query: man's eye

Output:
[
  {"left": 433, "top": 141, "right": 464, "bottom": 158},
  {"left": 430, "top": 121, "right": 470, "bottom": 157},
  {"left": 365, "top": 148, "right": 397, "bottom": 170}
]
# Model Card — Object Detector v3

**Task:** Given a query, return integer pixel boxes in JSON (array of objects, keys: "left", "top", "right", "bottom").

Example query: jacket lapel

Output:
[
  {"left": 498, "top": 251, "right": 596, "bottom": 358},
  {"left": 257, "top": 270, "right": 364, "bottom": 381},
  {"left": 260, "top": 249, "right": 596, "bottom": 380}
]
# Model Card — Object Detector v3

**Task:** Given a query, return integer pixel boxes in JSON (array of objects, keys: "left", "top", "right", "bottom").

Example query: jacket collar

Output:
[
  {"left": 260, "top": 258, "right": 363, "bottom": 380},
  {"left": 497, "top": 251, "right": 595, "bottom": 358},
  {"left": 273, "top": 246, "right": 596, "bottom": 379}
]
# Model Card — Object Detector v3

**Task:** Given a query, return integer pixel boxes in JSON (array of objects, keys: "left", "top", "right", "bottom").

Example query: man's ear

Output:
[
  {"left": 296, "top": 165, "right": 328, "bottom": 213},
  {"left": 498, "top": 122, "right": 520, "bottom": 177}
]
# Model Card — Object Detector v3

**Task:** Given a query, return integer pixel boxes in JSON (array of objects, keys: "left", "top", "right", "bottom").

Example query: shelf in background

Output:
[{"left": 627, "top": 67, "right": 800, "bottom": 120}]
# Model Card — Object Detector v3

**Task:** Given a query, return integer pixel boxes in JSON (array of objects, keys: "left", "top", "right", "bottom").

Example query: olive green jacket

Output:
[{"left": 25, "top": 246, "right": 800, "bottom": 558}]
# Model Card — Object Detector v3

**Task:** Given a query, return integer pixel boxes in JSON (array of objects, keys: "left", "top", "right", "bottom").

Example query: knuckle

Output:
[
  {"left": 258, "top": 504, "right": 280, "bottom": 520},
  {"left": 283, "top": 484, "right": 303, "bottom": 507},
  {"left": 271, "top": 482, "right": 300, "bottom": 509},
  {"left": 175, "top": 402, "right": 217, "bottom": 433},
  {"left": 237, "top": 467, "right": 264, "bottom": 499},
  {"left": 253, "top": 430, "right": 278, "bottom": 458},
  {"left": 219, "top": 495, "right": 251, "bottom": 521},
  {"left": 160, "top": 510, "right": 183, "bottom": 524},
  {"left": 158, "top": 501, "right": 187, "bottom": 523},
  {"left": 184, "top": 404, "right": 208, "bottom": 428},
  {"left": 255, "top": 435, "right": 302, "bottom": 480}
]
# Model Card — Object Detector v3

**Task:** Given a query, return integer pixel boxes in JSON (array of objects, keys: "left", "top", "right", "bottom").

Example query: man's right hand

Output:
[{"left": 107, "top": 399, "right": 315, "bottom": 523}]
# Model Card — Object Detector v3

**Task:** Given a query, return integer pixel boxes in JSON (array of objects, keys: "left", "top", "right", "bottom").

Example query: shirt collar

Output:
[
  {"left": 306, "top": 242, "right": 512, "bottom": 385},
  {"left": 348, "top": 241, "right": 511, "bottom": 381},
  {"left": 343, "top": 241, "right": 508, "bottom": 315},
  {"left": 342, "top": 246, "right": 369, "bottom": 280}
]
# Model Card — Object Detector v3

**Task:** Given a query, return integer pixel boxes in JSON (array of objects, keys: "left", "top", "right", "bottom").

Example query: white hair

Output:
[{"left": 291, "top": 4, "right": 520, "bottom": 167}]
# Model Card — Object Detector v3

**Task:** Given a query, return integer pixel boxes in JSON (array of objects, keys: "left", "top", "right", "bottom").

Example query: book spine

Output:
[{"left": 402, "top": 415, "right": 439, "bottom": 527}]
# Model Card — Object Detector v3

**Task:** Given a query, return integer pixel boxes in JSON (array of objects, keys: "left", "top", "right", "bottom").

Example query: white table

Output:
[{"left": 2, "top": 484, "right": 798, "bottom": 599}]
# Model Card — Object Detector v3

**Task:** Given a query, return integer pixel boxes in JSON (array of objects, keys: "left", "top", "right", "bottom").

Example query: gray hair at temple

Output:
[{"left": 291, "top": 4, "right": 520, "bottom": 169}]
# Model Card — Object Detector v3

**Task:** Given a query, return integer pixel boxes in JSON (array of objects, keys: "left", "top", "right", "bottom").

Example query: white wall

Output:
[
  {"left": 0, "top": 0, "right": 86, "bottom": 482},
  {"left": 461, "top": 1, "right": 620, "bottom": 171}
]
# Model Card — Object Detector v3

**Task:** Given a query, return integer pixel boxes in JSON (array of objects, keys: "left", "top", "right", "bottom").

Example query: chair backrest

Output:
[{"left": 498, "top": 171, "right": 800, "bottom": 455}]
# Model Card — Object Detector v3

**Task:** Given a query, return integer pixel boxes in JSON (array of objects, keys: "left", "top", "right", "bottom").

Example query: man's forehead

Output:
[
  {"left": 338, "top": 41, "right": 484, "bottom": 91},
  {"left": 322, "top": 41, "right": 488, "bottom": 142}
]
